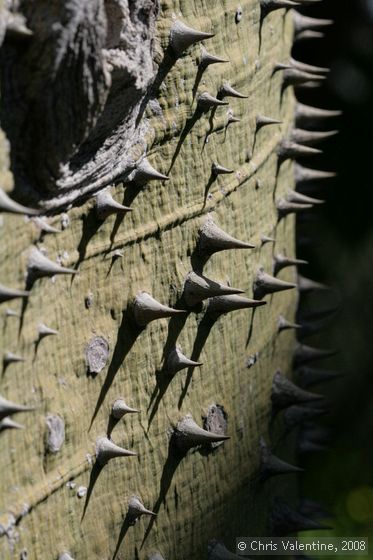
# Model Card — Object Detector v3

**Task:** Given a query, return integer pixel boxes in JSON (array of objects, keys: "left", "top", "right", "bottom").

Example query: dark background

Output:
[{"left": 293, "top": 0, "right": 373, "bottom": 549}]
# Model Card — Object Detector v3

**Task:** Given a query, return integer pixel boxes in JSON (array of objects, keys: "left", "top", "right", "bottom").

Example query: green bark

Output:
[{"left": 0, "top": 1, "right": 298, "bottom": 558}]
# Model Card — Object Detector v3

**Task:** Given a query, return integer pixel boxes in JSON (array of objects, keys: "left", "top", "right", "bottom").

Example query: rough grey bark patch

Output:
[
  {"left": 204, "top": 404, "right": 228, "bottom": 449},
  {"left": 0, "top": 0, "right": 159, "bottom": 211},
  {"left": 85, "top": 336, "right": 109, "bottom": 374},
  {"left": 46, "top": 414, "right": 65, "bottom": 453}
]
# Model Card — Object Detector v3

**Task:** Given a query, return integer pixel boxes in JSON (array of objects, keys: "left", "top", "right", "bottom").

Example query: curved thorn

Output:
[
  {"left": 211, "top": 162, "right": 234, "bottom": 176},
  {"left": 166, "top": 346, "right": 202, "bottom": 374},
  {"left": 295, "top": 163, "right": 336, "bottom": 184},
  {"left": 0, "top": 417, "right": 24, "bottom": 432},
  {"left": 277, "top": 315, "right": 301, "bottom": 332},
  {"left": 0, "top": 188, "right": 39, "bottom": 216},
  {"left": 197, "top": 92, "right": 229, "bottom": 110},
  {"left": 169, "top": 20, "right": 214, "bottom": 57},
  {"left": 256, "top": 115, "right": 282, "bottom": 129},
  {"left": 133, "top": 158, "right": 169, "bottom": 184},
  {"left": 253, "top": 268, "right": 296, "bottom": 299},
  {"left": 290, "top": 128, "right": 338, "bottom": 146},
  {"left": 226, "top": 113, "right": 241, "bottom": 126},
  {"left": 37, "top": 323, "right": 59, "bottom": 339},
  {"left": 296, "top": 102, "right": 342, "bottom": 127},
  {"left": 0, "top": 283, "right": 30, "bottom": 304},
  {"left": 219, "top": 83, "right": 248, "bottom": 99},
  {"left": 95, "top": 436, "right": 136, "bottom": 465},
  {"left": 173, "top": 413, "right": 230, "bottom": 451},
  {"left": 3, "top": 352, "right": 24, "bottom": 365},
  {"left": 287, "top": 189, "right": 324, "bottom": 205},
  {"left": 207, "top": 295, "right": 266, "bottom": 317},
  {"left": 294, "top": 12, "right": 334, "bottom": 34},
  {"left": 277, "top": 198, "right": 313, "bottom": 219},
  {"left": 291, "top": 57, "right": 330, "bottom": 75},
  {"left": 27, "top": 248, "right": 77, "bottom": 281},
  {"left": 261, "top": 0, "right": 300, "bottom": 17},
  {"left": 127, "top": 495, "right": 156, "bottom": 525},
  {"left": 5, "top": 13, "right": 33, "bottom": 40},
  {"left": 200, "top": 46, "right": 229, "bottom": 67},
  {"left": 133, "top": 291, "right": 186, "bottom": 327},
  {"left": 198, "top": 217, "right": 255, "bottom": 254},
  {"left": 283, "top": 68, "right": 326, "bottom": 87},
  {"left": 298, "top": 274, "right": 330, "bottom": 292},
  {"left": 31, "top": 217, "right": 61, "bottom": 234},
  {"left": 0, "top": 394, "right": 34, "bottom": 421},
  {"left": 183, "top": 271, "right": 244, "bottom": 307},
  {"left": 259, "top": 437, "right": 303, "bottom": 480},
  {"left": 261, "top": 234, "right": 276, "bottom": 245},
  {"left": 278, "top": 139, "right": 322, "bottom": 161},
  {"left": 95, "top": 190, "right": 132, "bottom": 219},
  {"left": 271, "top": 370, "right": 324, "bottom": 410},
  {"left": 274, "top": 253, "right": 308, "bottom": 275},
  {"left": 112, "top": 398, "right": 139, "bottom": 419},
  {"left": 294, "top": 344, "right": 336, "bottom": 366}
]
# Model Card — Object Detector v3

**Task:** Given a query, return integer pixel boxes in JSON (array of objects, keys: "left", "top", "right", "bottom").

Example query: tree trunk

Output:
[{"left": 0, "top": 1, "right": 299, "bottom": 558}]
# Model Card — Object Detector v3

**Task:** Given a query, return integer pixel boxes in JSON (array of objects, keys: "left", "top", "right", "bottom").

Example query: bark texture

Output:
[{"left": 0, "top": 1, "right": 298, "bottom": 558}]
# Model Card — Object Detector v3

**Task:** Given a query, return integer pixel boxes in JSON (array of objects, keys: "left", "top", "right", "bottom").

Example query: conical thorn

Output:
[
  {"left": 3, "top": 352, "right": 24, "bottom": 365},
  {"left": 27, "top": 248, "right": 77, "bottom": 282},
  {"left": 200, "top": 46, "right": 229, "bottom": 67},
  {"left": 294, "top": 344, "right": 336, "bottom": 366},
  {"left": 132, "top": 158, "right": 169, "bottom": 184},
  {"left": 0, "top": 283, "right": 30, "bottom": 304},
  {"left": 111, "top": 399, "right": 139, "bottom": 419},
  {"left": 219, "top": 83, "right": 248, "bottom": 99},
  {"left": 211, "top": 162, "right": 234, "bottom": 176},
  {"left": 95, "top": 190, "right": 132, "bottom": 219},
  {"left": 272, "top": 370, "right": 324, "bottom": 410},
  {"left": 173, "top": 414, "right": 230, "bottom": 451},
  {"left": 298, "top": 274, "right": 330, "bottom": 292},
  {"left": 198, "top": 217, "right": 255, "bottom": 254},
  {"left": 259, "top": 437, "right": 303, "bottom": 481},
  {"left": 207, "top": 295, "right": 266, "bottom": 317},
  {"left": 256, "top": 115, "right": 282, "bottom": 129},
  {"left": 253, "top": 267, "right": 296, "bottom": 300},
  {"left": 0, "top": 417, "right": 24, "bottom": 432},
  {"left": 37, "top": 323, "right": 59, "bottom": 339},
  {"left": 170, "top": 20, "right": 214, "bottom": 57},
  {"left": 287, "top": 190, "right": 324, "bottom": 205},
  {"left": 0, "top": 394, "right": 34, "bottom": 421},
  {"left": 127, "top": 495, "right": 156, "bottom": 525},
  {"left": 198, "top": 92, "right": 229, "bottom": 111},
  {"left": 274, "top": 253, "right": 308, "bottom": 275},
  {"left": 166, "top": 346, "right": 202, "bottom": 374},
  {"left": 278, "top": 139, "right": 322, "bottom": 161},
  {"left": 291, "top": 128, "right": 338, "bottom": 146},
  {"left": 95, "top": 436, "right": 136, "bottom": 465},
  {"left": 0, "top": 188, "right": 39, "bottom": 216},
  {"left": 277, "top": 315, "right": 301, "bottom": 332},
  {"left": 277, "top": 198, "right": 313, "bottom": 220},
  {"left": 133, "top": 291, "right": 186, "bottom": 327},
  {"left": 183, "top": 271, "right": 244, "bottom": 307}
]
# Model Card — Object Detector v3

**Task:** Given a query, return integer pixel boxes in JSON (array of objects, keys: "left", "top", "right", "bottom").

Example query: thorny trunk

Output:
[{"left": 0, "top": 0, "right": 333, "bottom": 559}]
